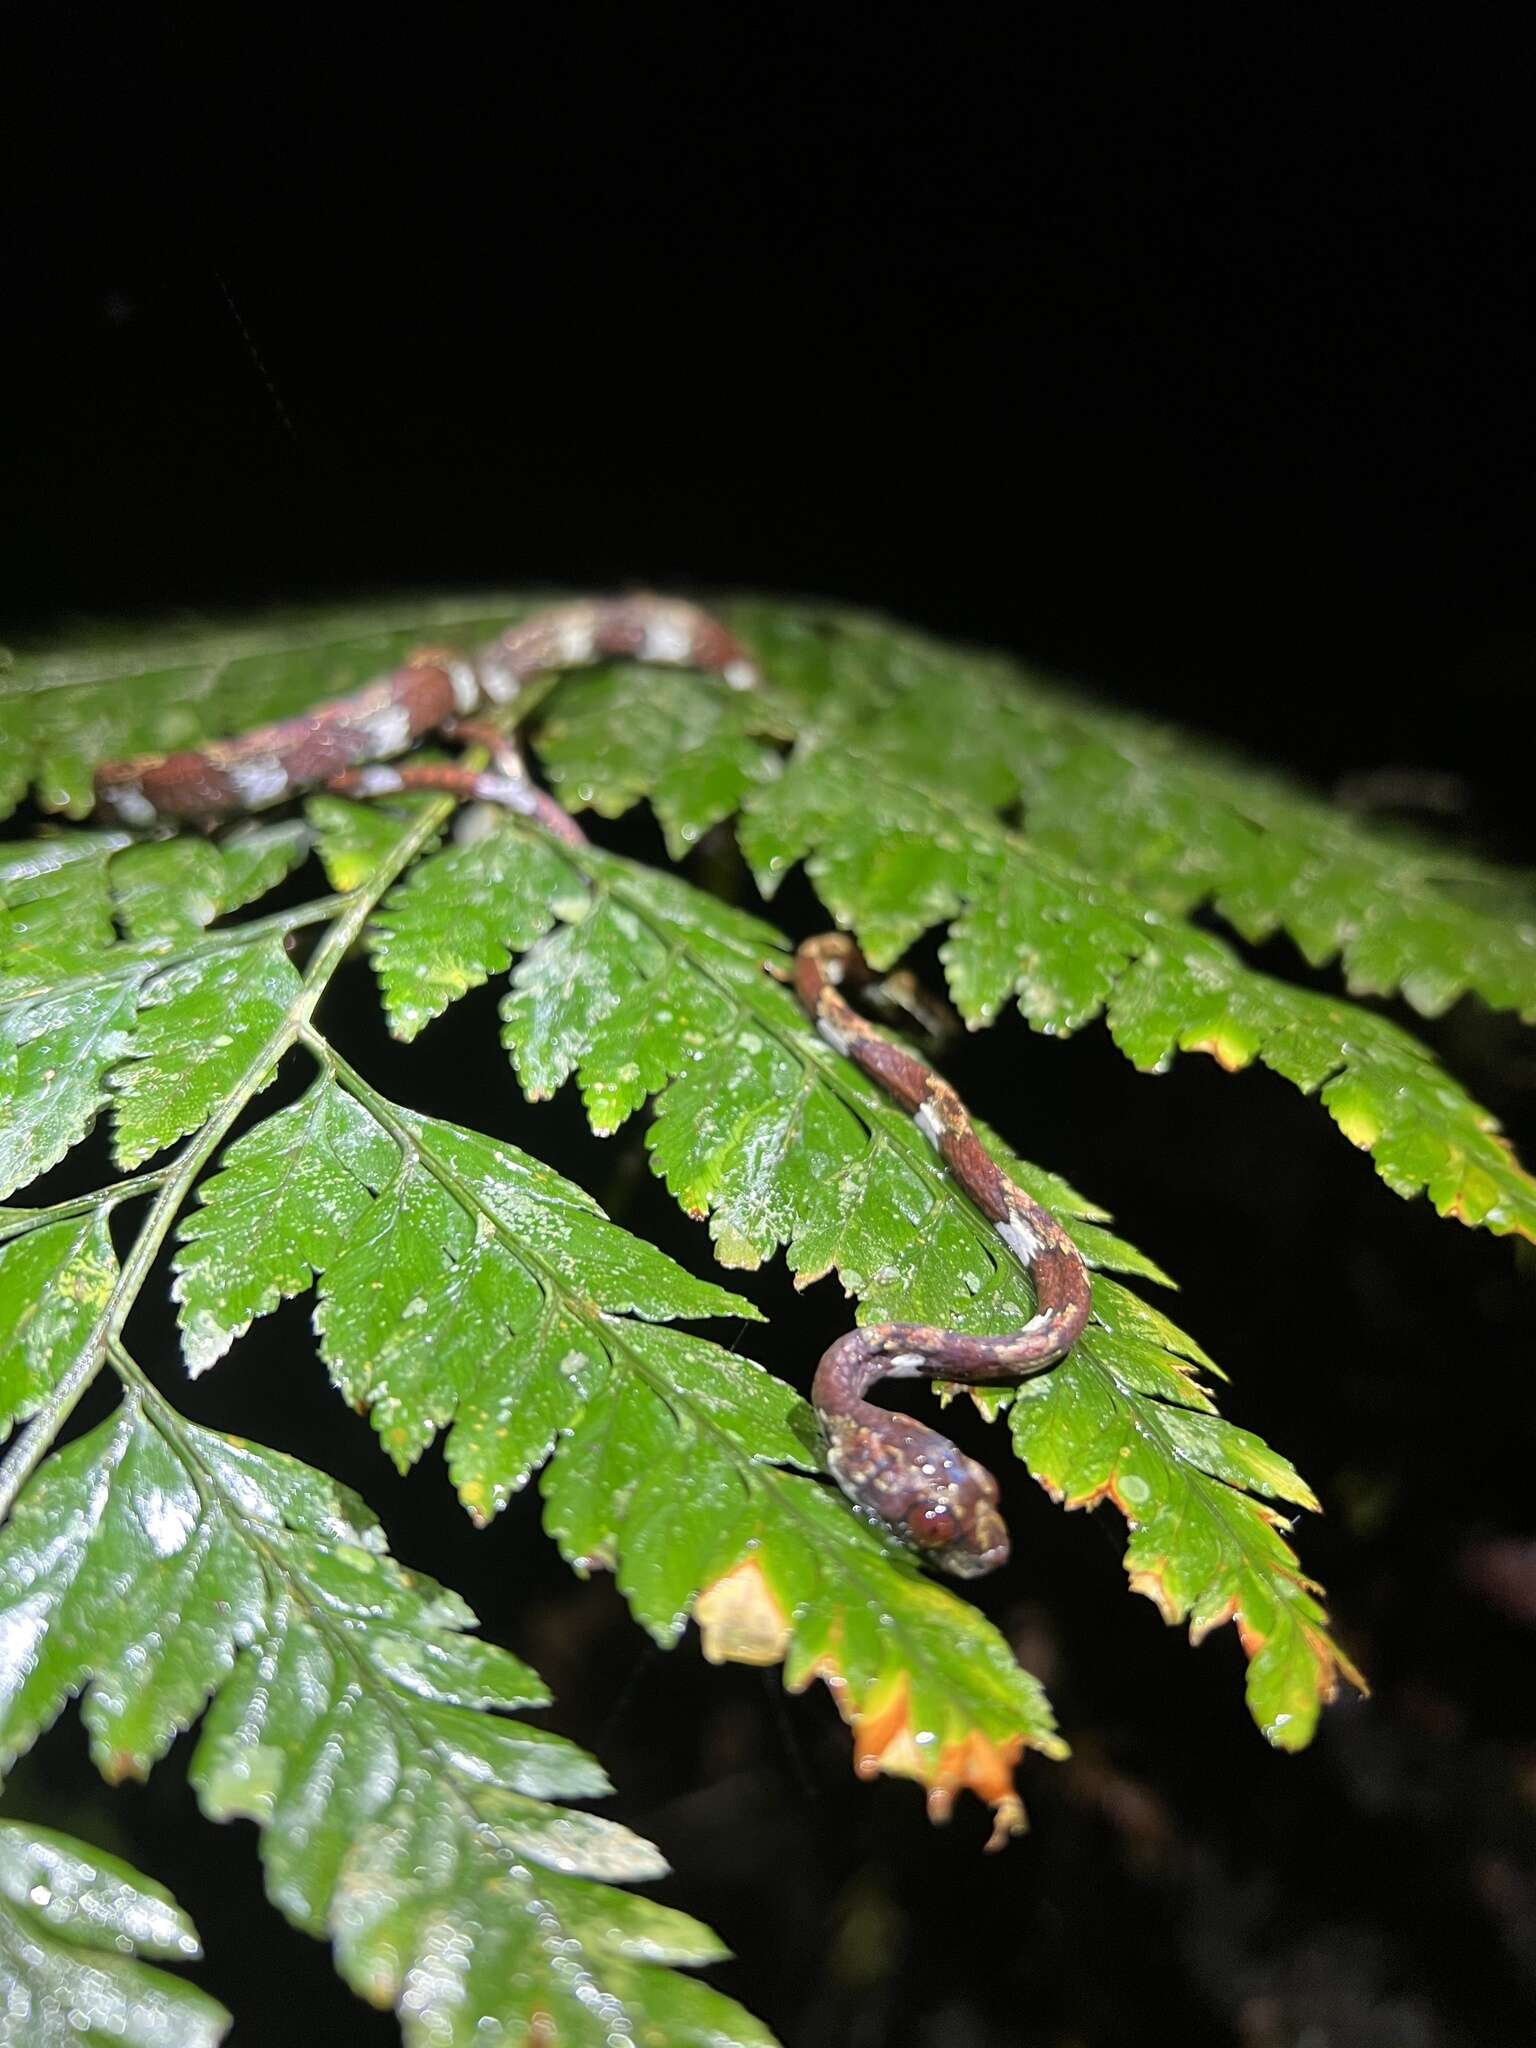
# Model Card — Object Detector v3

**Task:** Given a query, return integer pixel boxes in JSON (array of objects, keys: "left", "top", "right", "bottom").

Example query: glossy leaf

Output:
[
  {"left": 485, "top": 825, "right": 1358, "bottom": 1747},
  {"left": 0, "top": 831, "right": 320, "bottom": 1200},
  {"left": 723, "top": 600, "right": 1536, "bottom": 1020},
  {"left": 737, "top": 736, "right": 1536, "bottom": 1239},
  {"left": 368, "top": 820, "right": 574, "bottom": 1040},
  {"left": 178, "top": 1076, "right": 757, "bottom": 1479},
  {"left": 535, "top": 1306, "right": 1067, "bottom": 1826},
  {"left": 0, "top": 928, "right": 307, "bottom": 1204},
  {"left": 0, "top": 1208, "right": 116, "bottom": 1439},
  {"left": 0, "top": 1821, "right": 228, "bottom": 2047},
  {"left": 528, "top": 603, "right": 1536, "bottom": 1239},
  {"left": 110, "top": 822, "right": 310, "bottom": 940},
  {"left": 172, "top": 1077, "right": 390, "bottom": 1374},
  {"left": 0, "top": 1400, "right": 765, "bottom": 2045},
  {"left": 300, "top": 787, "right": 1348, "bottom": 1754},
  {"left": 5, "top": 590, "right": 1525, "bottom": 1981},
  {"left": 175, "top": 1068, "right": 1064, "bottom": 1828},
  {"left": 109, "top": 936, "right": 300, "bottom": 1169},
  {"left": 0, "top": 980, "right": 140, "bottom": 1202},
  {"left": 0, "top": 1401, "right": 267, "bottom": 1779},
  {"left": 534, "top": 660, "right": 792, "bottom": 857},
  {"left": 0, "top": 836, "right": 127, "bottom": 999}
]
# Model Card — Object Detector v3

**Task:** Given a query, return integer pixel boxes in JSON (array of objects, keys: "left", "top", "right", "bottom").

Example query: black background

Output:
[{"left": 7, "top": 16, "right": 1536, "bottom": 2046}]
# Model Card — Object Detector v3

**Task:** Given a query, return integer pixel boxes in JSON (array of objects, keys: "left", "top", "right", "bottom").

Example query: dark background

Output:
[{"left": 7, "top": 16, "right": 1536, "bottom": 2046}]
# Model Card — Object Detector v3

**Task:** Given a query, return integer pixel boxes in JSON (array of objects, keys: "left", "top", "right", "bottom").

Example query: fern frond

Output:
[
  {"left": 1, "top": 755, "right": 787, "bottom": 2035},
  {"left": 111, "top": 823, "right": 311, "bottom": 937},
  {"left": 0, "top": 759, "right": 1065, "bottom": 1845},
  {"left": 0, "top": 1390, "right": 771, "bottom": 2046},
  {"left": 351, "top": 808, "right": 1357, "bottom": 1746},
  {"left": 0, "top": 830, "right": 310, "bottom": 998},
  {"left": 519, "top": 605, "right": 1536, "bottom": 1237},
  {"left": 9, "top": 596, "right": 1531, "bottom": 1236},
  {"left": 533, "top": 660, "right": 795, "bottom": 857},
  {"left": 0, "top": 1820, "right": 229, "bottom": 2046},
  {"left": 3, "top": 590, "right": 1523, "bottom": 2031},
  {"left": 721, "top": 602, "right": 1536, "bottom": 1020},
  {"left": 739, "top": 739, "right": 1536, "bottom": 1235},
  {"left": 178, "top": 1060, "right": 1066, "bottom": 1828},
  {"left": 176, "top": 1072, "right": 761, "bottom": 1472}
]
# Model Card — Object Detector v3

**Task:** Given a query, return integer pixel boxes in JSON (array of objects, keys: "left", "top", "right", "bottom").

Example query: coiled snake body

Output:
[{"left": 95, "top": 596, "right": 1090, "bottom": 1576}]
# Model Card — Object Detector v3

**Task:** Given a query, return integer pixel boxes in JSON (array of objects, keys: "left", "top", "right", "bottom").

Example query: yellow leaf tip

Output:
[{"left": 694, "top": 1558, "right": 791, "bottom": 1667}]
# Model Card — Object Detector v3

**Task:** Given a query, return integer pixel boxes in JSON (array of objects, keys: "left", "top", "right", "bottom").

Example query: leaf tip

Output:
[
  {"left": 1126, "top": 1563, "right": 1184, "bottom": 1627},
  {"left": 835, "top": 1673, "right": 1045, "bottom": 1840},
  {"left": 1183, "top": 1030, "right": 1256, "bottom": 1073},
  {"left": 457, "top": 1475, "right": 501, "bottom": 1528},
  {"left": 694, "top": 1558, "right": 791, "bottom": 1667}
]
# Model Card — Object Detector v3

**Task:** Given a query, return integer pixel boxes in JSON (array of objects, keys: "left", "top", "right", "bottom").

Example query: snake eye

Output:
[{"left": 909, "top": 1501, "right": 960, "bottom": 1549}]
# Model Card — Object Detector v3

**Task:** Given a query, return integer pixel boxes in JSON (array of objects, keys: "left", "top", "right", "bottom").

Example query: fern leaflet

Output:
[
  {"left": 0, "top": 1819, "right": 228, "bottom": 2047},
  {"left": 0, "top": 1386, "right": 769, "bottom": 2046}
]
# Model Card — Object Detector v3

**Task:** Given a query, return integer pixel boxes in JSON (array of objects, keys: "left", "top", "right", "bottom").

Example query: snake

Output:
[{"left": 93, "top": 595, "right": 1091, "bottom": 1577}]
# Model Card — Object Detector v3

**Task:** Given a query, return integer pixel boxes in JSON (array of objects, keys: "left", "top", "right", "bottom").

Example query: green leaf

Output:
[
  {"left": 500, "top": 895, "right": 673, "bottom": 1111},
  {"left": 11, "top": 590, "right": 1526, "bottom": 1916},
  {"left": 172, "top": 1078, "right": 393, "bottom": 1374},
  {"left": 726, "top": 601, "right": 1536, "bottom": 1020},
  {"left": 110, "top": 935, "right": 301, "bottom": 1169},
  {"left": 0, "top": 835, "right": 313, "bottom": 1200},
  {"left": 484, "top": 824, "right": 1357, "bottom": 1747},
  {"left": 0, "top": 642, "right": 793, "bottom": 2038},
  {"left": 982, "top": 664, "right": 1536, "bottom": 1020},
  {"left": 1005, "top": 1353, "right": 1344, "bottom": 1748},
  {"left": 0, "top": 1820, "right": 228, "bottom": 2047},
  {"left": 0, "top": 1403, "right": 266, "bottom": 1779},
  {"left": 307, "top": 787, "right": 442, "bottom": 893},
  {"left": 0, "top": 1398, "right": 766, "bottom": 2045},
  {"left": 0, "top": 981, "right": 139, "bottom": 1202},
  {"left": 108, "top": 840, "right": 229, "bottom": 943},
  {"left": 179, "top": 1074, "right": 758, "bottom": 1493},
  {"left": 510, "top": 601, "right": 1536, "bottom": 1239},
  {"left": 0, "top": 837, "right": 126, "bottom": 998},
  {"left": 109, "top": 823, "right": 310, "bottom": 941},
  {"left": 212, "top": 819, "right": 312, "bottom": 912},
  {"left": 368, "top": 818, "right": 574, "bottom": 1040},
  {"left": 498, "top": 852, "right": 785, "bottom": 1136},
  {"left": 330, "top": 1794, "right": 777, "bottom": 2048},
  {"left": 556, "top": 1404, "right": 1068, "bottom": 1833},
  {"left": 176, "top": 1055, "right": 1068, "bottom": 1828},
  {"left": 737, "top": 725, "right": 1536, "bottom": 1240},
  {"left": 534, "top": 660, "right": 791, "bottom": 857},
  {"left": 0, "top": 1209, "right": 116, "bottom": 1438}
]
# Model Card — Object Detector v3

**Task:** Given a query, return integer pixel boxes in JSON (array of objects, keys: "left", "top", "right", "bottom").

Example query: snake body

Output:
[
  {"left": 93, "top": 597, "right": 758, "bottom": 828},
  {"left": 794, "top": 935, "right": 1090, "bottom": 1574},
  {"left": 94, "top": 595, "right": 1089, "bottom": 1576}
]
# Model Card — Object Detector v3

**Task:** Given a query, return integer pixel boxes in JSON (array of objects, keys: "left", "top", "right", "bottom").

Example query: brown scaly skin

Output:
[
  {"left": 93, "top": 597, "right": 1090, "bottom": 1577},
  {"left": 795, "top": 933, "right": 1091, "bottom": 1576},
  {"left": 92, "top": 596, "right": 759, "bottom": 827}
]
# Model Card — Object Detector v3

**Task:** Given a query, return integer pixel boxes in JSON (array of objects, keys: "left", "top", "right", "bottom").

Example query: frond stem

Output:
[{"left": 0, "top": 1166, "right": 172, "bottom": 1244}]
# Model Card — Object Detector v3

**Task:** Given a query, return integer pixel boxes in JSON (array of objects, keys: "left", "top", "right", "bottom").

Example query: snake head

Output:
[
  {"left": 901, "top": 1458, "right": 1011, "bottom": 1579},
  {"left": 823, "top": 1410, "right": 1013, "bottom": 1578}
]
